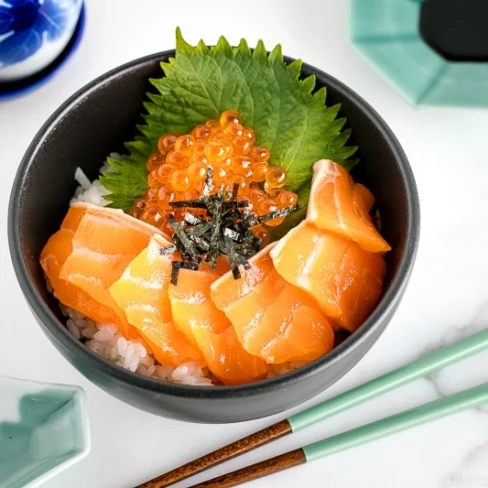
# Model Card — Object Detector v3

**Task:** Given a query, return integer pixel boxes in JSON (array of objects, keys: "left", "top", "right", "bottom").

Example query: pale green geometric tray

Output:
[
  {"left": 0, "top": 377, "right": 90, "bottom": 488},
  {"left": 350, "top": 0, "right": 488, "bottom": 107}
]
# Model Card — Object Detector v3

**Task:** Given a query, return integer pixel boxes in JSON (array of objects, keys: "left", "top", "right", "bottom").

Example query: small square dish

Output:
[
  {"left": 350, "top": 0, "right": 488, "bottom": 107},
  {"left": 0, "top": 377, "right": 90, "bottom": 488}
]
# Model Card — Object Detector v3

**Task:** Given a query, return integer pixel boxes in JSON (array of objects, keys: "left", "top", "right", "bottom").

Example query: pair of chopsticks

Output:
[{"left": 136, "top": 328, "right": 488, "bottom": 488}]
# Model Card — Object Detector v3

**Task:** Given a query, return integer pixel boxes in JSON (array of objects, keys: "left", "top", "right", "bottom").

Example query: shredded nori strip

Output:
[
  {"left": 169, "top": 199, "right": 207, "bottom": 209},
  {"left": 224, "top": 237, "right": 242, "bottom": 279},
  {"left": 223, "top": 227, "right": 243, "bottom": 242},
  {"left": 171, "top": 261, "right": 199, "bottom": 285},
  {"left": 184, "top": 212, "right": 203, "bottom": 226},
  {"left": 189, "top": 234, "right": 211, "bottom": 251},
  {"left": 219, "top": 200, "right": 249, "bottom": 209},
  {"left": 258, "top": 204, "right": 300, "bottom": 224},
  {"left": 168, "top": 216, "right": 202, "bottom": 264},
  {"left": 186, "top": 221, "right": 213, "bottom": 238},
  {"left": 160, "top": 245, "right": 177, "bottom": 255},
  {"left": 159, "top": 169, "right": 299, "bottom": 283},
  {"left": 207, "top": 195, "right": 223, "bottom": 268},
  {"left": 242, "top": 262, "right": 252, "bottom": 270}
]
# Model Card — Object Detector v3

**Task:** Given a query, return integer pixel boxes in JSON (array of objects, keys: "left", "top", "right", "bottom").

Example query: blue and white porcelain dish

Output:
[
  {"left": 0, "top": 376, "right": 90, "bottom": 488},
  {"left": 0, "top": 2, "right": 85, "bottom": 100},
  {"left": 0, "top": 0, "right": 83, "bottom": 83}
]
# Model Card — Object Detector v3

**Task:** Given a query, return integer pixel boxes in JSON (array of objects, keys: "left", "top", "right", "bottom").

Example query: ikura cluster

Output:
[{"left": 130, "top": 111, "right": 298, "bottom": 242}]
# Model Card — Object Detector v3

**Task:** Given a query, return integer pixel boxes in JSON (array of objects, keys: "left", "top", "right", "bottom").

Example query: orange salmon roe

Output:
[{"left": 130, "top": 111, "right": 298, "bottom": 235}]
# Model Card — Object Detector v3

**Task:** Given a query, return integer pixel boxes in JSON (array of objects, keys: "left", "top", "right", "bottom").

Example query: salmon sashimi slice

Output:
[
  {"left": 40, "top": 204, "right": 133, "bottom": 330},
  {"left": 110, "top": 235, "right": 203, "bottom": 367},
  {"left": 354, "top": 183, "right": 375, "bottom": 215},
  {"left": 60, "top": 203, "right": 87, "bottom": 231},
  {"left": 168, "top": 257, "right": 230, "bottom": 349},
  {"left": 211, "top": 245, "right": 334, "bottom": 364},
  {"left": 307, "top": 160, "right": 391, "bottom": 253},
  {"left": 58, "top": 204, "right": 167, "bottom": 341},
  {"left": 169, "top": 258, "right": 267, "bottom": 385},
  {"left": 270, "top": 221, "right": 387, "bottom": 332}
]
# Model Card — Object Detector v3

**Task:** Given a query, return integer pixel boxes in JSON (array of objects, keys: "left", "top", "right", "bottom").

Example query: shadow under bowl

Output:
[{"left": 8, "top": 50, "right": 420, "bottom": 423}]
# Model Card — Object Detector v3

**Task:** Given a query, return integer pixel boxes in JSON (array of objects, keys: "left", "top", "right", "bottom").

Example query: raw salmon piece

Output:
[
  {"left": 211, "top": 245, "right": 334, "bottom": 364},
  {"left": 270, "top": 221, "right": 387, "bottom": 332},
  {"left": 59, "top": 205, "right": 166, "bottom": 340},
  {"left": 354, "top": 183, "right": 375, "bottom": 214},
  {"left": 110, "top": 235, "right": 203, "bottom": 367},
  {"left": 169, "top": 258, "right": 266, "bottom": 385},
  {"left": 40, "top": 204, "right": 134, "bottom": 332},
  {"left": 307, "top": 160, "right": 391, "bottom": 253},
  {"left": 168, "top": 257, "right": 229, "bottom": 348},
  {"left": 61, "top": 203, "right": 87, "bottom": 231},
  {"left": 260, "top": 285, "right": 334, "bottom": 363}
]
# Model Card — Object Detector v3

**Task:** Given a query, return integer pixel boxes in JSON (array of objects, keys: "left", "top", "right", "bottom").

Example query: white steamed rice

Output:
[
  {"left": 60, "top": 302, "right": 213, "bottom": 386},
  {"left": 49, "top": 159, "right": 301, "bottom": 386},
  {"left": 71, "top": 158, "right": 115, "bottom": 207}
]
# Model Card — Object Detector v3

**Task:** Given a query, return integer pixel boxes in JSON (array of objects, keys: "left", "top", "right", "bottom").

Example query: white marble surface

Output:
[{"left": 1, "top": 0, "right": 488, "bottom": 487}]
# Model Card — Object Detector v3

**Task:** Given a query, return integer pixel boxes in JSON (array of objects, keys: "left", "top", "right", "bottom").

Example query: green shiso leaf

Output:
[
  {"left": 101, "top": 143, "right": 150, "bottom": 211},
  {"left": 101, "top": 28, "right": 357, "bottom": 220}
]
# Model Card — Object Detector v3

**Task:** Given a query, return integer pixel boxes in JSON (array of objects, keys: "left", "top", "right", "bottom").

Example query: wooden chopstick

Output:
[
  {"left": 136, "top": 420, "right": 292, "bottom": 488},
  {"left": 135, "top": 328, "right": 488, "bottom": 488},
  {"left": 189, "top": 384, "right": 488, "bottom": 487},
  {"left": 189, "top": 449, "right": 306, "bottom": 488}
]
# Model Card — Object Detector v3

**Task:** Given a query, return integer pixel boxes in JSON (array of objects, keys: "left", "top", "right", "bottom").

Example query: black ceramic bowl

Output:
[{"left": 8, "top": 50, "right": 420, "bottom": 423}]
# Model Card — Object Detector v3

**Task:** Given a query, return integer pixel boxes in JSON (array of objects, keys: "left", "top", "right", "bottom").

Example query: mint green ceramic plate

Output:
[
  {"left": 0, "top": 377, "right": 90, "bottom": 488},
  {"left": 350, "top": 0, "right": 488, "bottom": 107}
]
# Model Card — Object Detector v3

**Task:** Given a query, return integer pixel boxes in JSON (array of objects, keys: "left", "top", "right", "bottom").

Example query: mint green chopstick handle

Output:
[
  {"left": 304, "top": 383, "right": 488, "bottom": 462},
  {"left": 290, "top": 328, "right": 488, "bottom": 432}
]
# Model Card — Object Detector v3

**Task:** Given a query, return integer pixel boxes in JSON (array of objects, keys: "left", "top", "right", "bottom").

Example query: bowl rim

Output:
[{"left": 8, "top": 49, "right": 420, "bottom": 399}]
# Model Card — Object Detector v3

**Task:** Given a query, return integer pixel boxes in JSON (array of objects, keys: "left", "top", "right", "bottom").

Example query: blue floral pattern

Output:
[{"left": 0, "top": 0, "right": 79, "bottom": 67}]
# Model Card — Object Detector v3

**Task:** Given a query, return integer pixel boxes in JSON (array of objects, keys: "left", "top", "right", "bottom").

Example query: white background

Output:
[{"left": 2, "top": 1, "right": 488, "bottom": 487}]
